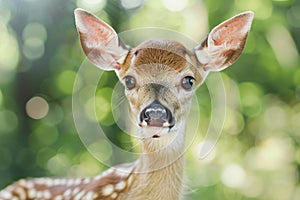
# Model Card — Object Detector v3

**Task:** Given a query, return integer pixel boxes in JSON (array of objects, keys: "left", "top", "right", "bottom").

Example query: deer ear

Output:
[
  {"left": 194, "top": 11, "right": 254, "bottom": 72},
  {"left": 74, "top": 8, "right": 130, "bottom": 71}
]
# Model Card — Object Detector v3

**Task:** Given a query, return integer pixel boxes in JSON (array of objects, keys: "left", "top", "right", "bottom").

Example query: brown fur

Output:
[{"left": 120, "top": 40, "right": 188, "bottom": 77}]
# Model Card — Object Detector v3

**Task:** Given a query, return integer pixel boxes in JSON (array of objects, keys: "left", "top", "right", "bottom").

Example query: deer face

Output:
[{"left": 118, "top": 40, "right": 205, "bottom": 139}]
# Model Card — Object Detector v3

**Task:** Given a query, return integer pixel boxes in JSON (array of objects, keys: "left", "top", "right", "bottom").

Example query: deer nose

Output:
[{"left": 139, "top": 101, "right": 175, "bottom": 128}]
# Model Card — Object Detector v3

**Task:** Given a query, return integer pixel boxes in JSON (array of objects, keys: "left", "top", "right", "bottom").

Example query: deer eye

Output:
[
  {"left": 181, "top": 76, "right": 195, "bottom": 91},
  {"left": 124, "top": 76, "right": 136, "bottom": 90}
]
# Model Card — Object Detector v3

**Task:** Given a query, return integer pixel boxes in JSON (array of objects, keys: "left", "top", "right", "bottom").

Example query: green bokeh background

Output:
[{"left": 0, "top": 0, "right": 300, "bottom": 199}]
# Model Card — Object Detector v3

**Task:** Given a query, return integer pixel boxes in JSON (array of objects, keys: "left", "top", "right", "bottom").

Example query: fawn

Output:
[{"left": 0, "top": 8, "right": 253, "bottom": 200}]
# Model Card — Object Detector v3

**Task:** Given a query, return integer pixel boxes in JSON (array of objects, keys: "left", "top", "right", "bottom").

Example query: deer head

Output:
[{"left": 74, "top": 9, "right": 253, "bottom": 155}]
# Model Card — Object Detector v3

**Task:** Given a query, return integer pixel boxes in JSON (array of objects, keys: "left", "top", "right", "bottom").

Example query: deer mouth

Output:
[{"left": 139, "top": 100, "right": 175, "bottom": 129}]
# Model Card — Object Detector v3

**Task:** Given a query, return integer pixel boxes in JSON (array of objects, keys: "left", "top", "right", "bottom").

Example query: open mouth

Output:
[{"left": 139, "top": 100, "right": 175, "bottom": 129}]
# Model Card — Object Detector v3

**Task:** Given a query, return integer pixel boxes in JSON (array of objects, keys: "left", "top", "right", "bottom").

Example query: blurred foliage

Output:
[{"left": 0, "top": 0, "right": 300, "bottom": 199}]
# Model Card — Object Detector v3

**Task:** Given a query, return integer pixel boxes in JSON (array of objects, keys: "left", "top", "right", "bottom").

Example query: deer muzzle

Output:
[{"left": 139, "top": 100, "right": 175, "bottom": 128}]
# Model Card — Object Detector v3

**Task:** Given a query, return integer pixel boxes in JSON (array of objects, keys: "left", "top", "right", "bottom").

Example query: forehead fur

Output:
[{"left": 120, "top": 40, "right": 188, "bottom": 76}]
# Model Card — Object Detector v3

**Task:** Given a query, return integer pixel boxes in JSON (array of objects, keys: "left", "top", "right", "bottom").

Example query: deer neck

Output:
[{"left": 125, "top": 125, "right": 186, "bottom": 200}]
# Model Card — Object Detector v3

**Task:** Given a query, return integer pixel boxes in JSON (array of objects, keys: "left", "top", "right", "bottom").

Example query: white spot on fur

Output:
[
  {"left": 94, "top": 175, "right": 102, "bottom": 180},
  {"left": 54, "top": 195, "right": 63, "bottom": 200},
  {"left": 63, "top": 189, "right": 72, "bottom": 197},
  {"left": 67, "top": 179, "right": 76, "bottom": 186},
  {"left": 84, "top": 191, "right": 97, "bottom": 199},
  {"left": 72, "top": 187, "right": 80, "bottom": 195},
  {"left": 74, "top": 190, "right": 86, "bottom": 200},
  {"left": 45, "top": 179, "right": 53, "bottom": 187},
  {"left": 102, "top": 184, "right": 114, "bottom": 196},
  {"left": 111, "top": 192, "right": 118, "bottom": 199},
  {"left": 26, "top": 181, "right": 34, "bottom": 189},
  {"left": 83, "top": 178, "right": 91, "bottom": 184},
  {"left": 43, "top": 190, "right": 51, "bottom": 199},
  {"left": 36, "top": 191, "right": 43, "bottom": 198},
  {"left": 115, "top": 181, "right": 126, "bottom": 191},
  {"left": 15, "top": 187, "right": 26, "bottom": 199},
  {"left": 0, "top": 190, "right": 13, "bottom": 199},
  {"left": 60, "top": 179, "right": 67, "bottom": 185},
  {"left": 53, "top": 179, "right": 61, "bottom": 186},
  {"left": 18, "top": 179, "right": 27, "bottom": 187},
  {"left": 74, "top": 178, "right": 82, "bottom": 185},
  {"left": 28, "top": 188, "right": 37, "bottom": 198}
]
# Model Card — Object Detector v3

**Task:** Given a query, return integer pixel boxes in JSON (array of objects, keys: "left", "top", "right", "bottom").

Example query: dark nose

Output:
[{"left": 139, "top": 101, "right": 175, "bottom": 128}]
